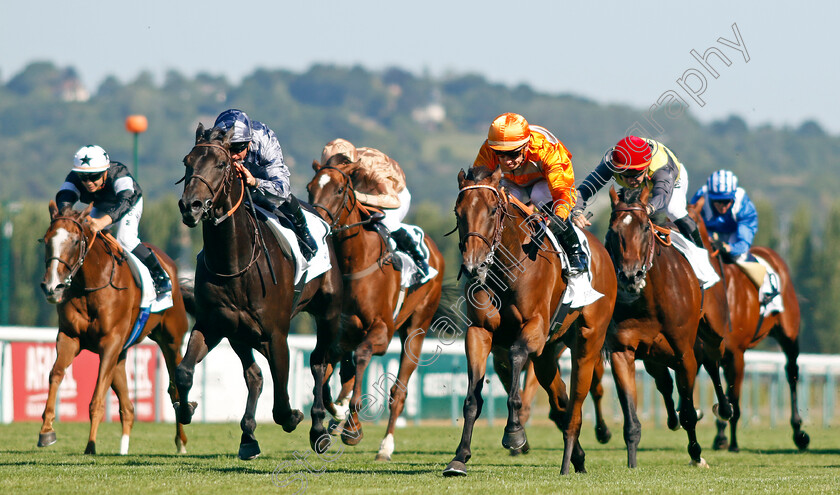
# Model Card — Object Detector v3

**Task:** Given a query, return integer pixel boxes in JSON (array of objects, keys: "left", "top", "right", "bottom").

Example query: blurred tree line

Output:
[{"left": 1, "top": 61, "right": 839, "bottom": 352}]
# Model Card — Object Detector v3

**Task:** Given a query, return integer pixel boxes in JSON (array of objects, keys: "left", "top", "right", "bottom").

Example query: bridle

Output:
[
  {"left": 608, "top": 205, "right": 664, "bottom": 279},
  {"left": 182, "top": 142, "right": 244, "bottom": 225},
  {"left": 44, "top": 216, "right": 125, "bottom": 292},
  {"left": 455, "top": 184, "right": 510, "bottom": 268},
  {"left": 310, "top": 165, "right": 374, "bottom": 233}
]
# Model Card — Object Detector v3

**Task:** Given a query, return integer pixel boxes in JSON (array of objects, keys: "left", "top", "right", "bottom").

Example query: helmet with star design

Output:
[{"left": 72, "top": 145, "right": 111, "bottom": 173}]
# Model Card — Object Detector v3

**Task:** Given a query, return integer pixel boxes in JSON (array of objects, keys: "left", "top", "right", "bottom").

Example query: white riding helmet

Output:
[{"left": 72, "top": 145, "right": 111, "bottom": 173}]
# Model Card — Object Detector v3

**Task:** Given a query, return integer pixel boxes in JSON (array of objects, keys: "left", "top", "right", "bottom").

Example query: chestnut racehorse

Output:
[
  {"left": 306, "top": 157, "right": 444, "bottom": 461},
  {"left": 444, "top": 167, "right": 616, "bottom": 476},
  {"left": 689, "top": 197, "right": 808, "bottom": 452},
  {"left": 176, "top": 125, "right": 343, "bottom": 459},
  {"left": 606, "top": 185, "right": 712, "bottom": 468},
  {"left": 39, "top": 201, "right": 191, "bottom": 455}
]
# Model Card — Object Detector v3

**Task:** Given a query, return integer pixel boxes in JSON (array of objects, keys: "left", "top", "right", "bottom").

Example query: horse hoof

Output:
[
  {"left": 328, "top": 418, "right": 345, "bottom": 436},
  {"left": 38, "top": 431, "right": 57, "bottom": 448},
  {"left": 341, "top": 427, "right": 364, "bottom": 446},
  {"left": 502, "top": 426, "right": 527, "bottom": 451},
  {"left": 374, "top": 453, "right": 391, "bottom": 462},
  {"left": 84, "top": 441, "right": 96, "bottom": 455},
  {"left": 595, "top": 425, "right": 612, "bottom": 444},
  {"left": 712, "top": 403, "right": 732, "bottom": 421},
  {"left": 174, "top": 401, "right": 197, "bottom": 425},
  {"left": 712, "top": 436, "right": 729, "bottom": 451},
  {"left": 443, "top": 461, "right": 467, "bottom": 477},
  {"left": 238, "top": 441, "right": 261, "bottom": 460},
  {"left": 311, "top": 430, "right": 333, "bottom": 454},
  {"left": 794, "top": 431, "right": 810, "bottom": 450},
  {"left": 689, "top": 457, "right": 710, "bottom": 469},
  {"left": 667, "top": 416, "right": 680, "bottom": 431},
  {"left": 728, "top": 444, "right": 740, "bottom": 453},
  {"left": 280, "top": 410, "right": 304, "bottom": 433}
]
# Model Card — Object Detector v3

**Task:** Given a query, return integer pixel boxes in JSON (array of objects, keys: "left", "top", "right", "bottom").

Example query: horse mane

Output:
[
  {"left": 618, "top": 187, "right": 644, "bottom": 205},
  {"left": 324, "top": 154, "right": 354, "bottom": 168},
  {"left": 465, "top": 166, "right": 495, "bottom": 183}
]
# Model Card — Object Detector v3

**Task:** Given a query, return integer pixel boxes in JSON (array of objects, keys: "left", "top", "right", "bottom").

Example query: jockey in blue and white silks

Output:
[
  {"left": 689, "top": 169, "right": 758, "bottom": 262},
  {"left": 213, "top": 109, "right": 317, "bottom": 259}
]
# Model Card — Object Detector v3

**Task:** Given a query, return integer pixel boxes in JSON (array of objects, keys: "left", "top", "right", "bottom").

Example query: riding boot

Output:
[
  {"left": 391, "top": 228, "right": 430, "bottom": 277},
  {"left": 549, "top": 217, "right": 587, "bottom": 275},
  {"left": 132, "top": 244, "right": 172, "bottom": 296},
  {"left": 277, "top": 194, "right": 318, "bottom": 261},
  {"left": 674, "top": 215, "right": 705, "bottom": 249}
]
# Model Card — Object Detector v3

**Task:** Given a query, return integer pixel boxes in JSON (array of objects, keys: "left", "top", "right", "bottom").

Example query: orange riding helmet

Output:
[{"left": 487, "top": 113, "right": 531, "bottom": 151}]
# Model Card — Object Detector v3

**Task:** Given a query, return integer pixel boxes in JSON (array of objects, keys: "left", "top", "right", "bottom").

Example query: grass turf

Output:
[{"left": 1, "top": 420, "right": 839, "bottom": 494}]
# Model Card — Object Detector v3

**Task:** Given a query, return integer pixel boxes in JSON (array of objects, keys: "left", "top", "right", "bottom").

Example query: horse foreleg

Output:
[
  {"left": 532, "top": 344, "right": 580, "bottom": 474},
  {"left": 85, "top": 342, "right": 122, "bottom": 455},
  {"left": 643, "top": 360, "right": 680, "bottom": 430},
  {"left": 230, "top": 342, "right": 263, "bottom": 460},
  {"left": 501, "top": 338, "right": 531, "bottom": 453},
  {"left": 443, "top": 327, "right": 492, "bottom": 477},
  {"left": 590, "top": 355, "right": 612, "bottom": 444},
  {"left": 110, "top": 357, "right": 135, "bottom": 455},
  {"left": 174, "top": 327, "right": 221, "bottom": 425},
  {"left": 38, "top": 332, "right": 80, "bottom": 448},
  {"left": 327, "top": 352, "right": 354, "bottom": 435},
  {"left": 702, "top": 351, "right": 732, "bottom": 421},
  {"left": 775, "top": 330, "right": 810, "bottom": 450},
  {"left": 723, "top": 351, "right": 745, "bottom": 452},
  {"left": 610, "top": 349, "right": 641, "bottom": 468},
  {"left": 673, "top": 352, "right": 705, "bottom": 466},
  {"left": 310, "top": 314, "right": 341, "bottom": 454}
]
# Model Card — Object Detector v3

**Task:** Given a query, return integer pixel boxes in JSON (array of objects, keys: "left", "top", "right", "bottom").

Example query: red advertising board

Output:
[{"left": 10, "top": 342, "right": 159, "bottom": 422}]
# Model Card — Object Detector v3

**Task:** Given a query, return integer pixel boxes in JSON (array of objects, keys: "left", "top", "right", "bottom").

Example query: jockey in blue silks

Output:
[{"left": 689, "top": 169, "right": 758, "bottom": 262}]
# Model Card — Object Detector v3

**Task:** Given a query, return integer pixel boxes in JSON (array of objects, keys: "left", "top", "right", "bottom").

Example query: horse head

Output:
[
  {"left": 178, "top": 124, "right": 236, "bottom": 227},
  {"left": 40, "top": 200, "right": 94, "bottom": 303},
  {"left": 454, "top": 166, "right": 507, "bottom": 284},
  {"left": 307, "top": 155, "right": 358, "bottom": 229},
  {"left": 606, "top": 185, "right": 654, "bottom": 293}
]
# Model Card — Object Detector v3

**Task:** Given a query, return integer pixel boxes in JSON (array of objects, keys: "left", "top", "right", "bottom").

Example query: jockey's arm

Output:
[
  {"left": 250, "top": 127, "right": 291, "bottom": 204},
  {"left": 573, "top": 160, "right": 613, "bottom": 215},
  {"left": 646, "top": 166, "right": 677, "bottom": 213},
  {"left": 730, "top": 196, "right": 759, "bottom": 256}
]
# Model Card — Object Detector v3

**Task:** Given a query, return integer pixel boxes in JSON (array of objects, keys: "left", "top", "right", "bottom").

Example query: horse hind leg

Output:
[
  {"left": 610, "top": 349, "right": 642, "bottom": 468},
  {"left": 110, "top": 358, "right": 135, "bottom": 455},
  {"left": 85, "top": 343, "right": 123, "bottom": 455},
  {"left": 673, "top": 355, "right": 707, "bottom": 467},
  {"left": 775, "top": 329, "right": 810, "bottom": 450},
  {"left": 151, "top": 322, "right": 190, "bottom": 454},
  {"left": 590, "top": 355, "right": 613, "bottom": 444},
  {"left": 38, "top": 333, "right": 81, "bottom": 448},
  {"left": 310, "top": 314, "right": 342, "bottom": 455},
  {"left": 501, "top": 340, "right": 531, "bottom": 453}
]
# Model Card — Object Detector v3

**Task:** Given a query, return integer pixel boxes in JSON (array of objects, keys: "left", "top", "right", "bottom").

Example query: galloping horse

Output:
[
  {"left": 307, "top": 157, "right": 444, "bottom": 461},
  {"left": 39, "top": 201, "right": 191, "bottom": 455},
  {"left": 177, "top": 125, "right": 343, "bottom": 459},
  {"left": 444, "top": 167, "right": 616, "bottom": 476},
  {"left": 606, "top": 185, "right": 713, "bottom": 468},
  {"left": 689, "top": 198, "right": 808, "bottom": 452}
]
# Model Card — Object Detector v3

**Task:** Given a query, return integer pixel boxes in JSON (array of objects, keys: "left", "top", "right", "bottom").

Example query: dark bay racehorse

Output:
[
  {"left": 444, "top": 167, "right": 617, "bottom": 476},
  {"left": 307, "top": 158, "right": 445, "bottom": 461},
  {"left": 39, "top": 201, "right": 191, "bottom": 455},
  {"left": 606, "top": 186, "right": 711, "bottom": 468},
  {"left": 176, "top": 125, "right": 343, "bottom": 459},
  {"left": 689, "top": 198, "right": 808, "bottom": 452}
]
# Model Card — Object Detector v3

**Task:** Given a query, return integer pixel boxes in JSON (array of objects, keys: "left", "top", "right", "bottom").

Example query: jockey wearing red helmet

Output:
[{"left": 571, "top": 136, "right": 706, "bottom": 248}]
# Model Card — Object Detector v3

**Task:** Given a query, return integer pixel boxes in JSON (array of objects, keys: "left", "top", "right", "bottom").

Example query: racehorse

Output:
[
  {"left": 444, "top": 167, "right": 617, "bottom": 476},
  {"left": 689, "top": 197, "right": 808, "bottom": 452},
  {"left": 606, "top": 185, "right": 711, "bottom": 468},
  {"left": 176, "top": 125, "right": 343, "bottom": 459},
  {"left": 39, "top": 201, "right": 191, "bottom": 455},
  {"left": 306, "top": 157, "right": 445, "bottom": 461}
]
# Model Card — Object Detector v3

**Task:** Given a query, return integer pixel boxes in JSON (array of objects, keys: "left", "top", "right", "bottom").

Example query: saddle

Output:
[{"left": 355, "top": 203, "right": 402, "bottom": 271}]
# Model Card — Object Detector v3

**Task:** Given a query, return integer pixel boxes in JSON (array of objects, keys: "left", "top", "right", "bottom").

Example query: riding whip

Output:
[{"left": 244, "top": 185, "right": 278, "bottom": 285}]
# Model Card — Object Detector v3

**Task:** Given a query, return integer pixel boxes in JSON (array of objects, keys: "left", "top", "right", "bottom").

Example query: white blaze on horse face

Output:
[
  {"left": 622, "top": 215, "right": 633, "bottom": 226},
  {"left": 45, "top": 228, "right": 73, "bottom": 290},
  {"left": 318, "top": 174, "right": 331, "bottom": 189}
]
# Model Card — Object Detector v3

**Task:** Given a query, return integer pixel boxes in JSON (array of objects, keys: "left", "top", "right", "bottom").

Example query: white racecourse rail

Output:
[{"left": 1, "top": 326, "right": 838, "bottom": 427}]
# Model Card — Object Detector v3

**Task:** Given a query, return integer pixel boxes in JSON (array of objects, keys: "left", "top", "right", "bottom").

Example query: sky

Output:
[{"left": 2, "top": 0, "right": 839, "bottom": 135}]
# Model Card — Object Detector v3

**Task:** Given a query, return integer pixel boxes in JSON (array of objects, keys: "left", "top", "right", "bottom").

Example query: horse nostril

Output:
[{"left": 635, "top": 270, "right": 644, "bottom": 280}]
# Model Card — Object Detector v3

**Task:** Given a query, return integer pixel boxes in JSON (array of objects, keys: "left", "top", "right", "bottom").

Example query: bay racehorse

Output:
[
  {"left": 689, "top": 197, "right": 808, "bottom": 452},
  {"left": 606, "top": 185, "right": 715, "bottom": 468},
  {"left": 176, "top": 125, "right": 343, "bottom": 459},
  {"left": 39, "top": 201, "right": 191, "bottom": 455},
  {"left": 444, "top": 167, "right": 617, "bottom": 476},
  {"left": 306, "top": 157, "right": 444, "bottom": 461}
]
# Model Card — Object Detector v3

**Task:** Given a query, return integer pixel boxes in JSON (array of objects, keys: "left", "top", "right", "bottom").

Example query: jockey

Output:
[
  {"left": 472, "top": 112, "right": 586, "bottom": 275},
  {"left": 55, "top": 145, "right": 171, "bottom": 296},
  {"left": 213, "top": 109, "right": 317, "bottom": 260},
  {"left": 572, "top": 136, "right": 706, "bottom": 249},
  {"left": 689, "top": 169, "right": 759, "bottom": 262},
  {"left": 320, "top": 138, "right": 430, "bottom": 276}
]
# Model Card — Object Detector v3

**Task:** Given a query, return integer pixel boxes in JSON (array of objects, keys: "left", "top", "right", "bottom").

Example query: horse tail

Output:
[
  {"left": 431, "top": 280, "right": 466, "bottom": 329},
  {"left": 179, "top": 277, "right": 197, "bottom": 316}
]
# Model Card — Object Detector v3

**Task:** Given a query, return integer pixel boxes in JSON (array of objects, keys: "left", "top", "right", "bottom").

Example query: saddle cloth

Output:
[
  {"left": 543, "top": 225, "right": 604, "bottom": 308},
  {"left": 668, "top": 232, "right": 721, "bottom": 289},
  {"left": 754, "top": 255, "right": 784, "bottom": 315},
  {"left": 124, "top": 249, "right": 174, "bottom": 313},
  {"left": 388, "top": 223, "right": 438, "bottom": 288},
  {"left": 256, "top": 206, "right": 332, "bottom": 285}
]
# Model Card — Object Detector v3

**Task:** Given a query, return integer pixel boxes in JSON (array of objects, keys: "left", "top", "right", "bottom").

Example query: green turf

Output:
[{"left": 1, "top": 420, "right": 838, "bottom": 494}]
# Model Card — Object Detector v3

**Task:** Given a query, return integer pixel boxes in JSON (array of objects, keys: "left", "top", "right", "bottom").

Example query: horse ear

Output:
[
  {"left": 609, "top": 186, "right": 619, "bottom": 206},
  {"left": 81, "top": 203, "right": 93, "bottom": 218},
  {"left": 195, "top": 123, "right": 205, "bottom": 144},
  {"left": 222, "top": 126, "right": 235, "bottom": 147},
  {"left": 312, "top": 160, "right": 322, "bottom": 172},
  {"left": 457, "top": 169, "right": 467, "bottom": 188},
  {"left": 49, "top": 200, "right": 59, "bottom": 219},
  {"left": 694, "top": 195, "right": 705, "bottom": 211},
  {"left": 490, "top": 165, "right": 502, "bottom": 184},
  {"left": 639, "top": 184, "right": 651, "bottom": 204}
]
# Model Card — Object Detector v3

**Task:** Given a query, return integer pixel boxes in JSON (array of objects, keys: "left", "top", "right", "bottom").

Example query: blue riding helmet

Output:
[
  {"left": 707, "top": 169, "right": 738, "bottom": 201},
  {"left": 214, "top": 109, "right": 252, "bottom": 143}
]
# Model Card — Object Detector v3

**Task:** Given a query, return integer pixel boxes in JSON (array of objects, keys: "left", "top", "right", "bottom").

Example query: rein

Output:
[
  {"left": 610, "top": 205, "right": 672, "bottom": 276},
  {"left": 45, "top": 217, "right": 126, "bottom": 293}
]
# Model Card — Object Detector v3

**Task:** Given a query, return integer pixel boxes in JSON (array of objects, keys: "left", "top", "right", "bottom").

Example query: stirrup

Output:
[{"left": 565, "top": 254, "right": 588, "bottom": 275}]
